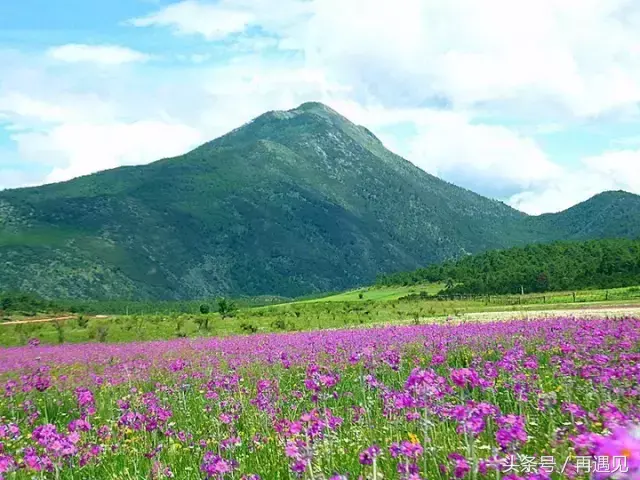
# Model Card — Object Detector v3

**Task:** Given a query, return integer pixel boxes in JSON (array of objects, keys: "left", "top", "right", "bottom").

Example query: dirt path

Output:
[
  {"left": 357, "top": 304, "right": 640, "bottom": 330},
  {"left": 440, "top": 305, "right": 640, "bottom": 321},
  {"left": 0, "top": 316, "right": 76, "bottom": 326},
  {"left": 419, "top": 305, "right": 640, "bottom": 326}
]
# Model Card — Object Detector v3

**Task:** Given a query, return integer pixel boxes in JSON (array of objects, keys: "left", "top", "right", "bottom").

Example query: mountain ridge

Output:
[{"left": 1, "top": 102, "right": 639, "bottom": 300}]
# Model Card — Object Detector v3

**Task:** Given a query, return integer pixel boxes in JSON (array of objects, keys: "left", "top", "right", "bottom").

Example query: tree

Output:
[
  {"left": 445, "top": 278, "right": 455, "bottom": 290},
  {"left": 1, "top": 296, "right": 13, "bottom": 311},
  {"left": 199, "top": 304, "right": 210, "bottom": 315},
  {"left": 535, "top": 272, "right": 550, "bottom": 292},
  {"left": 217, "top": 298, "right": 237, "bottom": 319}
]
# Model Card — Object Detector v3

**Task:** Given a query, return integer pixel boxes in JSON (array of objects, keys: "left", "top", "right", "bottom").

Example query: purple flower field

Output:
[{"left": 0, "top": 317, "right": 639, "bottom": 479}]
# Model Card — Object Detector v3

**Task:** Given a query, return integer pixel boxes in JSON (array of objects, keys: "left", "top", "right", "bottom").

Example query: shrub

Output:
[
  {"left": 271, "top": 318, "right": 286, "bottom": 331},
  {"left": 53, "top": 320, "right": 65, "bottom": 344},
  {"left": 195, "top": 316, "right": 210, "bottom": 331},
  {"left": 240, "top": 322, "right": 258, "bottom": 334},
  {"left": 97, "top": 326, "right": 109, "bottom": 343},
  {"left": 217, "top": 298, "right": 237, "bottom": 319}
]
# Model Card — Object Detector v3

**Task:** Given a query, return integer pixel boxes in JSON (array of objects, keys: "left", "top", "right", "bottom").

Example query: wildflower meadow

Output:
[{"left": 0, "top": 316, "right": 639, "bottom": 479}]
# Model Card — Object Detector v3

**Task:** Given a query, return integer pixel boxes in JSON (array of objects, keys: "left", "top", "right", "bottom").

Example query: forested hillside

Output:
[
  {"left": 377, "top": 239, "right": 640, "bottom": 295},
  {"left": 1, "top": 102, "right": 640, "bottom": 300},
  {"left": 0, "top": 102, "right": 538, "bottom": 300}
]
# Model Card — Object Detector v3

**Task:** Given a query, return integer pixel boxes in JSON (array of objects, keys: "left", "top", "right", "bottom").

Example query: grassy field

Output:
[
  {"left": 294, "top": 283, "right": 447, "bottom": 303},
  {"left": 1, "top": 286, "right": 639, "bottom": 478},
  {"left": 1, "top": 284, "right": 640, "bottom": 347}
]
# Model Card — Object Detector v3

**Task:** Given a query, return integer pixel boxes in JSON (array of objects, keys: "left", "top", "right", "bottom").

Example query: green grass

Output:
[
  {"left": 294, "top": 283, "right": 446, "bottom": 303},
  {"left": 2, "top": 284, "right": 640, "bottom": 347}
]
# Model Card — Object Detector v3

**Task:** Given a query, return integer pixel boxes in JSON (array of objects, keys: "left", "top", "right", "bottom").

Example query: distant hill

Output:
[
  {"left": 377, "top": 238, "right": 640, "bottom": 295},
  {"left": 528, "top": 191, "right": 640, "bottom": 240},
  {"left": 1, "top": 102, "right": 639, "bottom": 300}
]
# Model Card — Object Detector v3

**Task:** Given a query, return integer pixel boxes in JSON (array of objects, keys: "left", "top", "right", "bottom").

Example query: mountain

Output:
[
  {"left": 0, "top": 102, "right": 639, "bottom": 300},
  {"left": 528, "top": 191, "right": 640, "bottom": 240}
]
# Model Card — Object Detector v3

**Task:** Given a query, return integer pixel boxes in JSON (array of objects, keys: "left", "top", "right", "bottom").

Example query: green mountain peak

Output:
[
  {"left": 291, "top": 101, "right": 337, "bottom": 113},
  {"left": 1, "top": 104, "right": 640, "bottom": 300}
]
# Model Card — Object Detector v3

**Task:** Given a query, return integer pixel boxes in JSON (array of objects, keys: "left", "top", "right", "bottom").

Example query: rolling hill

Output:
[{"left": 1, "top": 102, "right": 639, "bottom": 300}]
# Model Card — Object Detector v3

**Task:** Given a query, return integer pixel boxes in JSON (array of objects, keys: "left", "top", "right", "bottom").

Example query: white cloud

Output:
[
  {"left": 583, "top": 150, "right": 640, "bottom": 191},
  {"left": 313, "top": 0, "right": 640, "bottom": 118},
  {"left": 0, "top": 52, "right": 351, "bottom": 188},
  {"left": 406, "top": 115, "right": 562, "bottom": 198},
  {"left": 0, "top": 93, "right": 80, "bottom": 124},
  {"left": 0, "top": 169, "right": 39, "bottom": 191},
  {"left": 130, "top": 0, "right": 310, "bottom": 40},
  {"left": 47, "top": 44, "right": 150, "bottom": 65},
  {"left": 129, "top": 0, "right": 255, "bottom": 40},
  {"left": 311, "top": 101, "right": 561, "bottom": 198},
  {"left": 509, "top": 150, "right": 640, "bottom": 214},
  {"left": 13, "top": 121, "right": 204, "bottom": 184},
  {"left": 305, "top": 100, "right": 640, "bottom": 214},
  {"left": 133, "top": 0, "right": 640, "bottom": 119},
  {"left": 0, "top": 92, "right": 116, "bottom": 124}
]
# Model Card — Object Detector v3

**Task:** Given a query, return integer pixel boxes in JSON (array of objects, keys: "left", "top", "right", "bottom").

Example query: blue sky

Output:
[{"left": 1, "top": 0, "right": 640, "bottom": 214}]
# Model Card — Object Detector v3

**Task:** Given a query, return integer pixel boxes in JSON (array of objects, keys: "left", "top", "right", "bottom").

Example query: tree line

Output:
[
  {"left": 0, "top": 293, "right": 243, "bottom": 317},
  {"left": 377, "top": 238, "right": 640, "bottom": 295}
]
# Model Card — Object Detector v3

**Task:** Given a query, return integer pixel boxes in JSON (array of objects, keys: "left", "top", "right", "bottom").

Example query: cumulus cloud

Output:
[
  {"left": 509, "top": 150, "right": 640, "bottom": 214},
  {"left": 129, "top": 1, "right": 256, "bottom": 39},
  {"left": 0, "top": 167, "right": 41, "bottom": 191},
  {"left": 130, "top": 0, "right": 309, "bottom": 40},
  {"left": 0, "top": 92, "right": 117, "bottom": 125},
  {"left": 13, "top": 121, "right": 204, "bottom": 184},
  {"left": 406, "top": 115, "right": 562, "bottom": 198},
  {"left": 0, "top": 49, "right": 353, "bottom": 188},
  {"left": 132, "top": 0, "right": 640, "bottom": 119},
  {"left": 47, "top": 44, "right": 150, "bottom": 65},
  {"left": 307, "top": 100, "right": 640, "bottom": 214}
]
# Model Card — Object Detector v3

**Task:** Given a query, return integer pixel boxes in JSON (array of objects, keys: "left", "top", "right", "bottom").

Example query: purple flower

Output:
[
  {"left": 359, "top": 445, "right": 381, "bottom": 465},
  {"left": 201, "top": 452, "right": 237, "bottom": 478},
  {"left": 450, "top": 368, "right": 482, "bottom": 390},
  {"left": 592, "top": 426, "right": 640, "bottom": 479},
  {"left": 389, "top": 441, "right": 424, "bottom": 459},
  {"left": 0, "top": 455, "right": 16, "bottom": 475},
  {"left": 449, "top": 453, "right": 471, "bottom": 479},
  {"left": 496, "top": 415, "right": 528, "bottom": 451}
]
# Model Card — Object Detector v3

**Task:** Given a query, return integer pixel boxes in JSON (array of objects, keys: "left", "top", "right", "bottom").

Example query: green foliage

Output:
[
  {"left": 0, "top": 291, "right": 58, "bottom": 314},
  {"left": 239, "top": 322, "right": 258, "bottom": 333},
  {"left": 76, "top": 316, "right": 89, "bottom": 329},
  {"left": 194, "top": 316, "right": 210, "bottom": 331},
  {"left": 378, "top": 238, "right": 640, "bottom": 295},
  {"left": 199, "top": 303, "right": 210, "bottom": 315},
  {"left": 217, "top": 298, "right": 237, "bottom": 319},
  {"left": 270, "top": 318, "right": 287, "bottom": 331},
  {"left": 52, "top": 320, "right": 65, "bottom": 344},
  {"left": 96, "top": 326, "right": 109, "bottom": 343}
]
